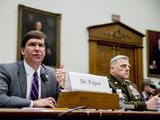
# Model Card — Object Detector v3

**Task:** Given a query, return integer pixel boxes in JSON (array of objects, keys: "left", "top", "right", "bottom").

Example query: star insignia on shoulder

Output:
[{"left": 114, "top": 82, "right": 118, "bottom": 85}]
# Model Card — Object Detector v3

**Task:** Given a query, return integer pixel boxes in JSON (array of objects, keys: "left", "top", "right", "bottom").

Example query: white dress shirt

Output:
[{"left": 24, "top": 60, "right": 42, "bottom": 100}]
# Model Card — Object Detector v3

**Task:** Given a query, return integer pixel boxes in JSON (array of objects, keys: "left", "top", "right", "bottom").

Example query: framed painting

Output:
[
  {"left": 17, "top": 5, "right": 61, "bottom": 68},
  {"left": 147, "top": 30, "right": 160, "bottom": 77}
]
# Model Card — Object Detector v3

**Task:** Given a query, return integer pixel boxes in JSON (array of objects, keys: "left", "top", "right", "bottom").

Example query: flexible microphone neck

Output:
[{"left": 58, "top": 106, "right": 88, "bottom": 117}]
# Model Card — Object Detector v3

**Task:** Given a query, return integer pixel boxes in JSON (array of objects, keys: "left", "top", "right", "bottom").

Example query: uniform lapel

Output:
[
  {"left": 17, "top": 61, "right": 27, "bottom": 98},
  {"left": 123, "top": 81, "right": 132, "bottom": 101}
]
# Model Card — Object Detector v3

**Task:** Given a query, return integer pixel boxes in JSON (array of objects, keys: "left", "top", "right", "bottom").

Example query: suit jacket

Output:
[
  {"left": 108, "top": 75, "right": 146, "bottom": 111},
  {"left": 0, "top": 61, "right": 60, "bottom": 108}
]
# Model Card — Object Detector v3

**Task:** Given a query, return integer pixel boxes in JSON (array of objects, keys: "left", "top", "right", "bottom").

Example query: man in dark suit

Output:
[
  {"left": 0, "top": 30, "right": 64, "bottom": 108},
  {"left": 108, "top": 55, "right": 160, "bottom": 111},
  {"left": 141, "top": 79, "right": 156, "bottom": 101}
]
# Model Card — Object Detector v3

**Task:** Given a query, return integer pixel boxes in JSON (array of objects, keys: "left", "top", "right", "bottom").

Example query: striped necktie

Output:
[{"left": 30, "top": 71, "right": 39, "bottom": 100}]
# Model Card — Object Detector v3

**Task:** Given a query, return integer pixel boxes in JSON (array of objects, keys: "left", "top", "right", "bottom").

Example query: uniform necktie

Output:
[{"left": 30, "top": 71, "right": 39, "bottom": 100}]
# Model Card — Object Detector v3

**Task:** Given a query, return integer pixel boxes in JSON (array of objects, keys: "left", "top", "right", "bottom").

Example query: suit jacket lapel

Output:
[
  {"left": 17, "top": 62, "right": 48, "bottom": 98},
  {"left": 40, "top": 65, "right": 48, "bottom": 98},
  {"left": 17, "top": 61, "right": 27, "bottom": 98}
]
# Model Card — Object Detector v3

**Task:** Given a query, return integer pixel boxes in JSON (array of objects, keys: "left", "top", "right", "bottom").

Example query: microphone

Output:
[
  {"left": 40, "top": 73, "right": 60, "bottom": 100},
  {"left": 40, "top": 73, "right": 48, "bottom": 83},
  {"left": 40, "top": 73, "right": 50, "bottom": 97}
]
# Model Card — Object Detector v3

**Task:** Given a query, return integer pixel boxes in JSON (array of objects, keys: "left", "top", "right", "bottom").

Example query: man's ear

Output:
[
  {"left": 20, "top": 48, "right": 25, "bottom": 55},
  {"left": 110, "top": 65, "right": 114, "bottom": 73},
  {"left": 111, "top": 65, "right": 114, "bottom": 70}
]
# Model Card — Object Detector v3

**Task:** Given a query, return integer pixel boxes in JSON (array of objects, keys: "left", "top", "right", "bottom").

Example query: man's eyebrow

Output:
[{"left": 120, "top": 64, "right": 130, "bottom": 67}]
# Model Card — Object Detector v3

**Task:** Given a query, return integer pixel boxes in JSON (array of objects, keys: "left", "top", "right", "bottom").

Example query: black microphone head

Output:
[{"left": 40, "top": 73, "right": 48, "bottom": 83}]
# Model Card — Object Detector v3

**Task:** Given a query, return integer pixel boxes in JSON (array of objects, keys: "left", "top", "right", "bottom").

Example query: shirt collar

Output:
[
  {"left": 24, "top": 60, "right": 41, "bottom": 78},
  {"left": 110, "top": 74, "right": 125, "bottom": 85}
]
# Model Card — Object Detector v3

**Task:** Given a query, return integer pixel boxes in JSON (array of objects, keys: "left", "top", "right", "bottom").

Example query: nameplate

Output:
[{"left": 65, "top": 72, "right": 111, "bottom": 93}]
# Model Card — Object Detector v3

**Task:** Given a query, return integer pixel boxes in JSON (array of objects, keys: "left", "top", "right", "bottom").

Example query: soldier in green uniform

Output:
[{"left": 108, "top": 55, "right": 159, "bottom": 111}]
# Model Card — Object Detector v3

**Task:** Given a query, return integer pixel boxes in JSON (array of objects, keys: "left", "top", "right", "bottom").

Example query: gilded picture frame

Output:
[
  {"left": 147, "top": 30, "right": 160, "bottom": 77},
  {"left": 17, "top": 5, "right": 61, "bottom": 68}
]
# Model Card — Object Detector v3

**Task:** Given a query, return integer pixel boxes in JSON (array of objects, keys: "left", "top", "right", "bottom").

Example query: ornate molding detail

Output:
[{"left": 104, "top": 29, "right": 131, "bottom": 40}]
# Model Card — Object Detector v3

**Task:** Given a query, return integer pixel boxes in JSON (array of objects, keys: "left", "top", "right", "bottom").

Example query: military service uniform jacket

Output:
[{"left": 108, "top": 75, "right": 147, "bottom": 111}]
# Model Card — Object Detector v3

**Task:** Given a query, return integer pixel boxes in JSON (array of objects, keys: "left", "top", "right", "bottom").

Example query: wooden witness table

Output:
[{"left": 0, "top": 108, "right": 160, "bottom": 120}]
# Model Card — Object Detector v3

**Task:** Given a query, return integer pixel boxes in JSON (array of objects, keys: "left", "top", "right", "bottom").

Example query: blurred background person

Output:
[{"left": 141, "top": 79, "right": 156, "bottom": 101}]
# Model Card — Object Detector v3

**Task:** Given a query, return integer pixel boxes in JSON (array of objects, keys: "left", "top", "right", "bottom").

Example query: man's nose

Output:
[
  {"left": 34, "top": 45, "right": 41, "bottom": 52},
  {"left": 126, "top": 66, "right": 130, "bottom": 71},
  {"left": 35, "top": 45, "right": 40, "bottom": 49}
]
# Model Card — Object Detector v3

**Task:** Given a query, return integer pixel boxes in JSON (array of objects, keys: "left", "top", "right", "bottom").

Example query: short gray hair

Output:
[{"left": 110, "top": 55, "right": 129, "bottom": 66}]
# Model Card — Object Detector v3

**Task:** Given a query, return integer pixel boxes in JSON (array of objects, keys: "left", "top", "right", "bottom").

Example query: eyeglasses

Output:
[{"left": 27, "top": 43, "right": 46, "bottom": 49}]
